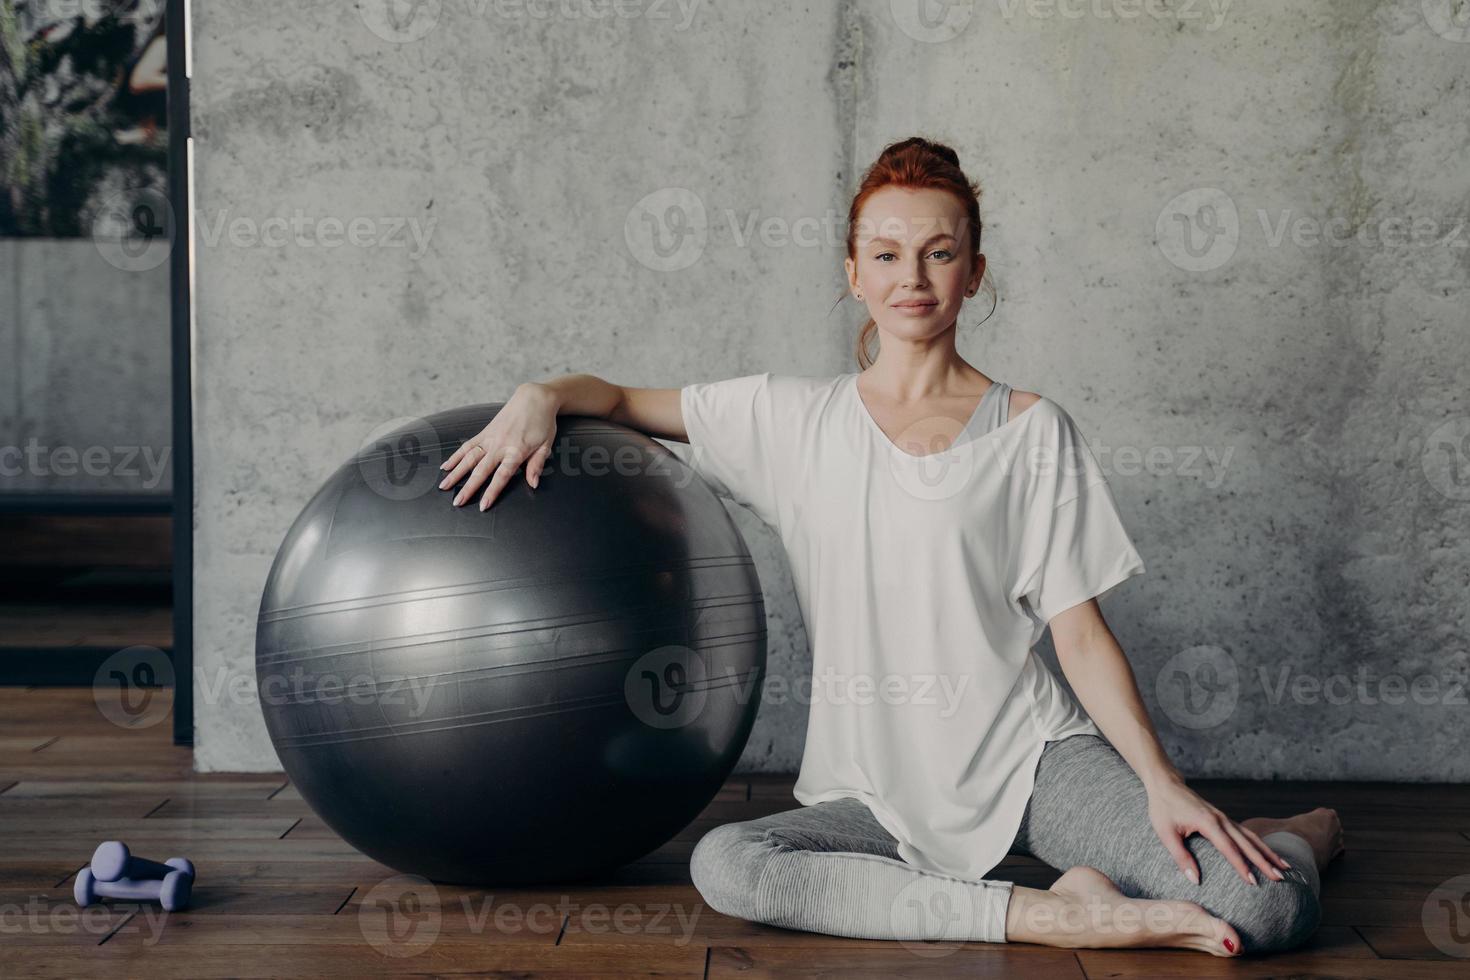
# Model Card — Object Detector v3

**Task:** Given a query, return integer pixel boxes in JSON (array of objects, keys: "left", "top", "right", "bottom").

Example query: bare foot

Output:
[
  {"left": 1242, "top": 807, "right": 1345, "bottom": 870},
  {"left": 1005, "top": 866, "right": 1242, "bottom": 956}
]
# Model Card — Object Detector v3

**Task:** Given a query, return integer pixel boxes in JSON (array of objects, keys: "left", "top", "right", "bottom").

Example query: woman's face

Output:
[{"left": 846, "top": 186, "right": 984, "bottom": 345}]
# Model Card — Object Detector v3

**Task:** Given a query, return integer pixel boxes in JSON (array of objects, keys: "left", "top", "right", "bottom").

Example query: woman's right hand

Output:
[{"left": 438, "top": 383, "right": 559, "bottom": 511}]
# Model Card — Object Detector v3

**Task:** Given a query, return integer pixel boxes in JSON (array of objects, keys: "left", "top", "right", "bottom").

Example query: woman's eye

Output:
[
  {"left": 930, "top": 249, "right": 952, "bottom": 260},
  {"left": 876, "top": 252, "right": 894, "bottom": 261}
]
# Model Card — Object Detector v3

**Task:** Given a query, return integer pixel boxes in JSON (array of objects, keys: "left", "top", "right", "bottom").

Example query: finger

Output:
[
  {"left": 440, "top": 444, "right": 485, "bottom": 492},
  {"left": 453, "top": 449, "right": 501, "bottom": 506},
  {"left": 1157, "top": 828, "right": 1201, "bottom": 886},
  {"left": 441, "top": 439, "right": 480, "bottom": 473},
  {"left": 479, "top": 453, "right": 522, "bottom": 511},
  {"left": 1229, "top": 824, "right": 1285, "bottom": 879},
  {"left": 525, "top": 444, "right": 552, "bottom": 488},
  {"left": 1203, "top": 821, "right": 1258, "bottom": 885},
  {"left": 1238, "top": 825, "right": 1291, "bottom": 871}
]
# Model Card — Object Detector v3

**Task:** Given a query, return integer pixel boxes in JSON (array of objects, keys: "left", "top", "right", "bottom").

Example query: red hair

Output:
[{"left": 844, "top": 137, "right": 989, "bottom": 369}]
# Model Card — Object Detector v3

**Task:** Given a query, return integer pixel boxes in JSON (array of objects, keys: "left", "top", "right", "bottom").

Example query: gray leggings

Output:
[{"left": 690, "top": 734, "right": 1321, "bottom": 953}]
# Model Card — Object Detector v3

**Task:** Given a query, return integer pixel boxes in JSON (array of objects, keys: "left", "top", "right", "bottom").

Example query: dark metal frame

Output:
[{"left": 166, "top": 0, "right": 193, "bottom": 747}]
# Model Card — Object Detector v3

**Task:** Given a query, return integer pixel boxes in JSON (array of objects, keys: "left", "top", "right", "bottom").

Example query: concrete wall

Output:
[
  {"left": 0, "top": 241, "right": 171, "bottom": 497},
  {"left": 192, "top": 0, "right": 1470, "bottom": 779}
]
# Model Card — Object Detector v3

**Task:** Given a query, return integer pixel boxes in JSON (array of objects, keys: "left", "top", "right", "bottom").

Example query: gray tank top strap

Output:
[{"left": 970, "top": 380, "right": 1011, "bottom": 437}]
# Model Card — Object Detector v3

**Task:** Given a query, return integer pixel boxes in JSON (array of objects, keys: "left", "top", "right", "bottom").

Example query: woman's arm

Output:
[
  {"left": 438, "top": 374, "right": 687, "bottom": 510},
  {"left": 529, "top": 374, "right": 688, "bottom": 442},
  {"left": 1050, "top": 603, "right": 1180, "bottom": 789},
  {"left": 1050, "top": 601, "right": 1292, "bottom": 886}
]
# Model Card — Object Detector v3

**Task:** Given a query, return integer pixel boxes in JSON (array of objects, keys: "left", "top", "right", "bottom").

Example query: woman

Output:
[{"left": 435, "top": 137, "right": 1344, "bottom": 957}]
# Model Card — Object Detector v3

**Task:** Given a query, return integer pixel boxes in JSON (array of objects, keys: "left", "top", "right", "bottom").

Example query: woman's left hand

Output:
[{"left": 1146, "top": 776, "right": 1291, "bottom": 887}]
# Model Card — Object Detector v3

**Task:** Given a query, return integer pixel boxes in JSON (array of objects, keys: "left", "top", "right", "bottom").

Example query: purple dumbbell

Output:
[
  {"left": 74, "top": 866, "right": 193, "bottom": 911},
  {"left": 90, "top": 841, "right": 194, "bottom": 883}
]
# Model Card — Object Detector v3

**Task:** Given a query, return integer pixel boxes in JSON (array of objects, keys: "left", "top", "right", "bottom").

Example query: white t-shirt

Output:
[{"left": 679, "top": 371, "right": 1147, "bottom": 881}]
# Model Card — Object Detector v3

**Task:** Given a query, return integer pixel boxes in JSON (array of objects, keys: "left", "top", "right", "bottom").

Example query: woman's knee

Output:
[
  {"left": 1221, "top": 870, "right": 1321, "bottom": 954},
  {"left": 689, "top": 823, "right": 778, "bottom": 921}
]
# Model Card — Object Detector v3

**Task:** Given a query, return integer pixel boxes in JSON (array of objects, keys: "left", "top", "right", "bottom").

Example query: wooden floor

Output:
[
  {"left": 1, "top": 687, "right": 1467, "bottom": 978},
  {"left": 0, "top": 514, "right": 172, "bottom": 684}
]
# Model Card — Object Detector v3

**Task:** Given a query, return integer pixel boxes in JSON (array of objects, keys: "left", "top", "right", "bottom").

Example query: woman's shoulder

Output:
[
  {"left": 1008, "top": 387, "right": 1043, "bottom": 419},
  {"left": 764, "top": 372, "right": 853, "bottom": 400}
]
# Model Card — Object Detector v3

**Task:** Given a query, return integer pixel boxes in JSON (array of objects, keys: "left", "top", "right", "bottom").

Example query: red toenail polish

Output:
[{"left": 1223, "top": 938, "right": 1236, "bottom": 952}]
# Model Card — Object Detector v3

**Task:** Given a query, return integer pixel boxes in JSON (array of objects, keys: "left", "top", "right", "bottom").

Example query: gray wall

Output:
[
  {"left": 192, "top": 0, "right": 1470, "bottom": 778},
  {"left": 0, "top": 241, "right": 171, "bottom": 496}
]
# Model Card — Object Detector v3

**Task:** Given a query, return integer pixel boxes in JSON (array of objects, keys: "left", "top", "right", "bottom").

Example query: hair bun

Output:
[{"left": 880, "top": 136, "right": 961, "bottom": 169}]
